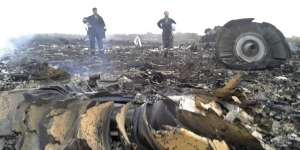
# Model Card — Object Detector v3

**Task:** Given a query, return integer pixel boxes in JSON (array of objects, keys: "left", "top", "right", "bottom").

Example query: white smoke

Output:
[
  {"left": 0, "top": 34, "right": 34, "bottom": 59},
  {"left": 0, "top": 35, "right": 15, "bottom": 58}
]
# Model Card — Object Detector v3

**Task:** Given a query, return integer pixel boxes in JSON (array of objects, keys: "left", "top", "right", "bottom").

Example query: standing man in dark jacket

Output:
[
  {"left": 157, "top": 11, "right": 176, "bottom": 49},
  {"left": 83, "top": 8, "right": 106, "bottom": 52}
]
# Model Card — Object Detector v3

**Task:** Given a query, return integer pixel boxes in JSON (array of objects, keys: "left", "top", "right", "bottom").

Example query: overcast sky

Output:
[{"left": 0, "top": 0, "right": 299, "bottom": 39}]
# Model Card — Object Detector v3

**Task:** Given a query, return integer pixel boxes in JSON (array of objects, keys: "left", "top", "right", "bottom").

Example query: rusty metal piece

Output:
[
  {"left": 209, "top": 140, "right": 230, "bottom": 150},
  {"left": 78, "top": 102, "right": 114, "bottom": 150},
  {"left": 48, "top": 110, "right": 75, "bottom": 143},
  {"left": 153, "top": 127, "right": 214, "bottom": 150},
  {"left": 116, "top": 103, "right": 131, "bottom": 144}
]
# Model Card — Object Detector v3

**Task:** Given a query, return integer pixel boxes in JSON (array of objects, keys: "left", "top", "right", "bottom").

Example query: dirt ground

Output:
[{"left": 0, "top": 34, "right": 300, "bottom": 149}]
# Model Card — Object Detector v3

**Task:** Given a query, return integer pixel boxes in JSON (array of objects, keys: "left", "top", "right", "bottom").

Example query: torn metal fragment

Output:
[{"left": 214, "top": 73, "right": 241, "bottom": 98}]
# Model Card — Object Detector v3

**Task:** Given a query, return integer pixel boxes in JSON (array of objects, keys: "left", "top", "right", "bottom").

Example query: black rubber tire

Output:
[
  {"left": 234, "top": 32, "right": 269, "bottom": 63},
  {"left": 216, "top": 22, "right": 271, "bottom": 70},
  {"left": 216, "top": 19, "right": 291, "bottom": 70}
]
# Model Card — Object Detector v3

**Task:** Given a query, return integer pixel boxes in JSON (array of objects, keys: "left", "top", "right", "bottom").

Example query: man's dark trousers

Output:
[
  {"left": 162, "top": 31, "right": 173, "bottom": 48},
  {"left": 88, "top": 30, "right": 103, "bottom": 50}
]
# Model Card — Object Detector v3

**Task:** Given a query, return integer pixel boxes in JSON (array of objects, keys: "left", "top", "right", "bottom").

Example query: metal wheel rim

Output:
[{"left": 235, "top": 33, "right": 267, "bottom": 63}]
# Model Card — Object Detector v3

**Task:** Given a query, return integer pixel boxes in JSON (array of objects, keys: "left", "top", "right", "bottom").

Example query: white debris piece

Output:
[
  {"left": 119, "top": 76, "right": 132, "bottom": 83},
  {"left": 225, "top": 107, "right": 241, "bottom": 122},
  {"left": 168, "top": 95, "right": 202, "bottom": 114},
  {"left": 134, "top": 36, "right": 142, "bottom": 48},
  {"left": 242, "top": 87, "right": 251, "bottom": 93},
  {"left": 232, "top": 96, "right": 242, "bottom": 104},
  {"left": 275, "top": 76, "right": 288, "bottom": 81},
  {"left": 1, "top": 69, "right": 8, "bottom": 74}
]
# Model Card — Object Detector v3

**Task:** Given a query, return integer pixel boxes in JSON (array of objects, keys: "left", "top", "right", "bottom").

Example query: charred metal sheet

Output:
[
  {"left": 223, "top": 18, "right": 255, "bottom": 28},
  {"left": 130, "top": 104, "right": 162, "bottom": 150},
  {"left": 128, "top": 91, "right": 264, "bottom": 149},
  {"left": 0, "top": 86, "right": 121, "bottom": 150},
  {"left": 0, "top": 90, "right": 30, "bottom": 140}
]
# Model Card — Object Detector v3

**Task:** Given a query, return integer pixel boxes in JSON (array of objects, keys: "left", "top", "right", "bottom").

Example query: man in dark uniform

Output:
[
  {"left": 83, "top": 8, "right": 106, "bottom": 52},
  {"left": 157, "top": 11, "right": 176, "bottom": 48}
]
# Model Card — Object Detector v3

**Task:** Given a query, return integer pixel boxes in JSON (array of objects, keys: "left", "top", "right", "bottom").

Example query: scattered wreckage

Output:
[
  {"left": 0, "top": 18, "right": 299, "bottom": 150},
  {"left": 1, "top": 54, "right": 299, "bottom": 149}
]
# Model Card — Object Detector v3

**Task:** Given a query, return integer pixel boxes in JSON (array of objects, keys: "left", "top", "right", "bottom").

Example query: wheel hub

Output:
[{"left": 235, "top": 33, "right": 267, "bottom": 63}]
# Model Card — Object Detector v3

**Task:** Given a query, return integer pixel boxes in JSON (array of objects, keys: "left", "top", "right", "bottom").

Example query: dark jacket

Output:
[
  {"left": 157, "top": 18, "right": 176, "bottom": 33},
  {"left": 83, "top": 14, "right": 106, "bottom": 38}
]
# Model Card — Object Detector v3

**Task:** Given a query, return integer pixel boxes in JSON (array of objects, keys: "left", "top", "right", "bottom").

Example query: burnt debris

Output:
[{"left": 0, "top": 22, "right": 299, "bottom": 149}]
